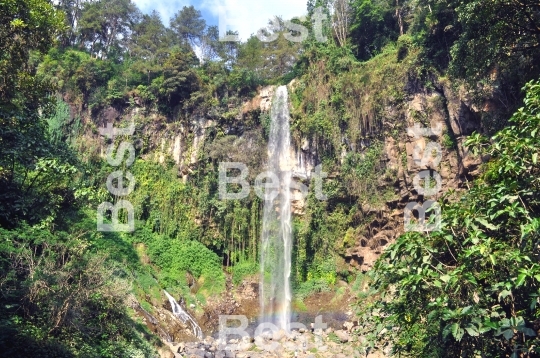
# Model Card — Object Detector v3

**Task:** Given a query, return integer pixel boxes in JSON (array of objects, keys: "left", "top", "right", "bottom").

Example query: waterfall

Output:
[
  {"left": 260, "top": 85, "right": 292, "bottom": 332},
  {"left": 164, "top": 290, "right": 203, "bottom": 340}
]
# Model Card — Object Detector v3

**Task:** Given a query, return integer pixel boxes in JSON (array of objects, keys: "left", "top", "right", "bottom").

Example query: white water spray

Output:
[
  {"left": 260, "top": 86, "right": 292, "bottom": 332},
  {"left": 164, "top": 290, "right": 203, "bottom": 339}
]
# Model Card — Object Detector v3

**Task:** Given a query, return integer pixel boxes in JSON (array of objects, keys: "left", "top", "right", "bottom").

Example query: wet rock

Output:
[
  {"left": 343, "top": 321, "right": 354, "bottom": 331},
  {"left": 271, "top": 329, "right": 286, "bottom": 341},
  {"left": 186, "top": 348, "right": 206, "bottom": 357},
  {"left": 334, "top": 330, "right": 350, "bottom": 343},
  {"left": 237, "top": 341, "right": 253, "bottom": 351},
  {"left": 177, "top": 342, "right": 185, "bottom": 353},
  {"left": 282, "top": 341, "right": 297, "bottom": 351},
  {"left": 254, "top": 336, "right": 266, "bottom": 347},
  {"left": 166, "top": 317, "right": 389, "bottom": 358}
]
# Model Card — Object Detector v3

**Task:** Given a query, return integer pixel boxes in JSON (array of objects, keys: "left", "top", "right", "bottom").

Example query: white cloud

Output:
[
  {"left": 132, "top": 0, "right": 308, "bottom": 41},
  {"left": 132, "top": 0, "right": 192, "bottom": 25},
  {"left": 200, "top": 0, "right": 307, "bottom": 40}
]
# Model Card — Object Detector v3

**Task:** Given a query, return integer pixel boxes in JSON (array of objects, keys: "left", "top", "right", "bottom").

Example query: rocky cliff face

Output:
[
  {"left": 80, "top": 78, "right": 487, "bottom": 273},
  {"left": 343, "top": 82, "right": 485, "bottom": 271},
  {"left": 246, "top": 81, "right": 485, "bottom": 273},
  {"left": 68, "top": 78, "right": 491, "bottom": 358}
]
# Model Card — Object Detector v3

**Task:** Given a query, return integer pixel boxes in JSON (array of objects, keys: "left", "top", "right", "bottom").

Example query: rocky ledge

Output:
[{"left": 167, "top": 323, "right": 387, "bottom": 358}]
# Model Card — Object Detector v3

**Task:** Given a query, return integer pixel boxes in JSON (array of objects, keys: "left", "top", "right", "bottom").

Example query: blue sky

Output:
[{"left": 132, "top": 0, "right": 308, "bottom": 41}]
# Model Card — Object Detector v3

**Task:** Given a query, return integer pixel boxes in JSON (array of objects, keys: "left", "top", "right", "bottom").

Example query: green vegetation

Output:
[
  {"left": 230, "top": 260, "right": 259, "bottom": 285},
  {"left": 1, "top": 0, "right": 540, "bottom": 356},
  {"left": 131, "top": 226, "right": 225, "bottom": 295},
  {"left": 342, "top": 141, "right": 394, "bottom": 205},
  {"left": 358, "top": 81, "right": 540, "bottom": 356}
]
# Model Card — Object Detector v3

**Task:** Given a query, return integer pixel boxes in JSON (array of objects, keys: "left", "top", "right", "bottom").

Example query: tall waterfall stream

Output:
[
  {"left": 259, "top": 85, "right": 293, "bottom": 332},
  {"left": 164, "top": 86, "right": 294, "bottom": 339}
]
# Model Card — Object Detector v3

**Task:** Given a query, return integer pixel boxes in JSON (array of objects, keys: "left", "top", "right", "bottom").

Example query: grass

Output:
[
  {"left": 295, "top": 278, "right": 332, "bottom": 300},
  {"left": 140, "top": 301, "right": 154, "bottom": 314},
  {"left": 230, "top": 260, "right": 259, "bottom": 285},
  {"left": 328, "top": 332, "right": 341, "bottom": 344},
  {"left": 293, "top": 298, "right": 308, "bottom": 312}
]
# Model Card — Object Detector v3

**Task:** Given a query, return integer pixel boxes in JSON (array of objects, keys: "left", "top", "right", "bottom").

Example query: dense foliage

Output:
[
  {"left": 359, "top": 81, "right": 540, "bottom": 356},
  {"left": 2, "top": 0, "right": 540, "bottom": 356}
]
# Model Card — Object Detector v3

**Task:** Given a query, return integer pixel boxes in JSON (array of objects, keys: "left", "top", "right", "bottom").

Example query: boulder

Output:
[{"left": 334, "top": 330, "right": 350, "bottom": 343}]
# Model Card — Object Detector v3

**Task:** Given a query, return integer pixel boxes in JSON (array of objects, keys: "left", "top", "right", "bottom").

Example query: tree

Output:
[
  {"left": 199, "top": 26, "right": 239, "bottom": 63},
  {"left": 449, "top": 0, "right": 540, "bottom": 81},
  {"left": 235, "top": 17, "right": 302, "bottom": 82},
  {"left": 0, "top": 0, "right": 64, "bottom": 103},
  {"left": 236, "top": 35, "right": 264, "bottom": 74},
  {"left": 55, "top": 0, "right": 83, "bottom": 46},
  {"left": 0, "top": 0, "right": 75, "bottom": 227},
  {"left": 129, "top": 10, "right": 174, "bottom": 83},
  {"left": 349, "top": 0, "right": 399, "bottom": 60},
  {"left": 78, "top": 0, "right": 139, "bottom": 58},
  {"left": 308, "top": 0, "right": 332, "bottom": 16},
  {"left": 199, "top": 25, "right": 220, "bottom": 62},
  {"left": 332, "top": 0, "right": 351, "bottom": 47},
  {"left": 410, "top": 0, "right": 540, "bottom": 83},
  {"left": 130, "top": 11, "right": 171, "bottom": 59},
  {"left": 157, "top": 51, "right": 200, "bottom": 107},
  {"left": 170, "top": 5, "right": 206, "bottom": 47}
]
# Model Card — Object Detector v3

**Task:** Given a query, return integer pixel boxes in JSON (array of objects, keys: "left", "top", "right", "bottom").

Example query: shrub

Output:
[
  {"left": 358, "top": 80, "right": 540, "bottom": 357},
  {"left": 231, "top": 260, "right": 259, "bottom": 285},
  {"left": 295, "top": 279, "right": 331, "bottom": 300},
  {"left": 140, "top": 232, "right": 226, "bottom": 295}
]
